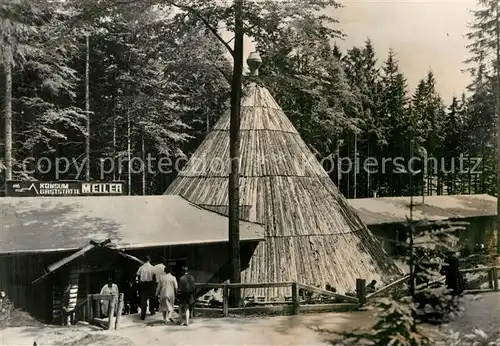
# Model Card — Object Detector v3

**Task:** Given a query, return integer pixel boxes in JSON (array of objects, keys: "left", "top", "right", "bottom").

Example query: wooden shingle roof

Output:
[
  {"left": 349, "top": 194, "right": 496, "bottom": 226},
  {"left": 165, "top": 82, "right": 401, "bottom": 296},
  {"left": 0, "top": 195, "right": 264, "bottom": 254}
]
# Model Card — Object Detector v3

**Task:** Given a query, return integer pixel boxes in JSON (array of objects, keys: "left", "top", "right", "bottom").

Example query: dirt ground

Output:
[
  {"left": 0, "top": 309, "right": 378, "bottom": 346},
  {"left": 3, "top": 293, "right": 494, "bottom": 346}
]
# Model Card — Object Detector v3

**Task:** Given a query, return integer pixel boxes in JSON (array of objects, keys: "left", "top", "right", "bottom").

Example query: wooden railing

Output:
[
  {"left": 194, "top": 280, "right": 365, "bottom": 317},
  {"left": 361, "top": 266, "right": 500, "bottom": 302},
  {"left": 366, "top": 275, "right": 411, "bottom": 300},
  {"left": 75, "top": 293, "right": 125, "bottom": 329},
  {"left": 460, "top": 266, "right": 499, "bottom": 294}
]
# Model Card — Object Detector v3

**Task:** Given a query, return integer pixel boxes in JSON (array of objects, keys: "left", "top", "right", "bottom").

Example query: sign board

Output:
[{"left": 5, "top": 181, "right": 127, "bottom": 197}]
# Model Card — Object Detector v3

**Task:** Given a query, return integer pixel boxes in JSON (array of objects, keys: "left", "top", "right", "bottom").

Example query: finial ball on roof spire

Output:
[{"left": 247, "top": 51, "right": 262, "bottom": 76}]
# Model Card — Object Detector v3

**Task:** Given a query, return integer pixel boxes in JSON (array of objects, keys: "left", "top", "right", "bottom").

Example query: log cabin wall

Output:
[{"left": 0, "top": 241, "right": 260, "bottom": 324}]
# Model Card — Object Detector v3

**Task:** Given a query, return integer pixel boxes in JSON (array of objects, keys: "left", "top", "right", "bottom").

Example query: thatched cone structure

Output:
[{"left": 166, "top": 52, "right": 401, "bottom": 298}]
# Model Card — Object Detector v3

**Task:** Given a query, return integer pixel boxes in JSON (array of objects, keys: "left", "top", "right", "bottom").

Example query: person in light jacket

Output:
[{"left": 156, "top": 265, "right": 178, "bottom": 323}]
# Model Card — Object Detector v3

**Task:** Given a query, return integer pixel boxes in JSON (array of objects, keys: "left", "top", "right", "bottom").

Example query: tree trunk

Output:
[
  {"left": 347, "top": 139, "right": 350, "bottom": 198},
  {"left": 112, "top": 92, "right": 117, "bottom": 181},
  {"left": 127, "top": 104, "right": 131, "bottom": 196},
  {"left": 421, "top": 163, "right": 425, "bottom": 204},
  {"left": 367, "top": 141, "right": 370, "bottom": 197},
  {"left": 85, "top": 35, "right": 91, "bottom": 181},
  {"left": 141, "top": 130, "right": 146, "bottom": 195},
  {"left": 468, "top": 155, "right": 472, "bottom": 194},
  {"left": 409, "top": 127, "right": 415, "bottom": 298},
  {"left": 336, "top": 140, "right": 340, "bottom": 188},
  {"left": 4, "top": 48, "right": 12, "bottom": 181},
  {"left": 228, "top": 0, "right": 244, "bottom": 307},
  {"left": 353, "top": 133, "right": 357, "bottom": 199},
  {"left": 496, "top": 3, "right": 500, "bottom": 253}
]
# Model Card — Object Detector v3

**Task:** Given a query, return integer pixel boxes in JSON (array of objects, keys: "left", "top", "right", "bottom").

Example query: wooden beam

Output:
[
  {"left": 87, "top": 295, "right": 93, "bottom": 321},
  {"left": 356, "top": 279, "right": 366, "bottom": 306},
  {"left": 192, "top": 307, "right": 223, "bottom": 313},
  {"left": 298, "top": 303, "right": 359, "bottom": 313},
  {"left": 296, "top": 283, "right": 359, "bottom": 303},
  {"left": 107, "top": 296, "right": 116, "bottom": 330},
  {"left": 488, "top": 269, "right": 494, "bottom": 289},
  {"left": 225, "top": 282, "right": 294, "bottom": 289},
  {"left": 91, "top": 294, "right": 114, "bottom": 300},
  {"left": 228, "top": 305, "right": 293, "bottom": 314},
  {"left": 223, "top": 285, "right": 229, "bottom": 317},
  {"left": 459, "top": 266, "right": 500, "bottom": 273},
  {"left": 292, "top": 283, "right": 299, "bottom": 315},
  {"left": 366, "top": 275, "right": 410, "bottom": 300},
  {"left": 493, "top": 268, "right": 499, "bottom": 291},
  {"left": 195, "top": 282, "right": 294, "bottom": 289},
  {"left": 115, "top": 294, "right": 124, "bottom": 329}
]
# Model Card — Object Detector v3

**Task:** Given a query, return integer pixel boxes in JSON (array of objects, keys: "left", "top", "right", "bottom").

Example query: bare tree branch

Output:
[
  {"left": 112, "top": 0, "right": 234, "bottom": 56},
  {"left": 165, "top": 0, "right": 235, "bottom": 57}
]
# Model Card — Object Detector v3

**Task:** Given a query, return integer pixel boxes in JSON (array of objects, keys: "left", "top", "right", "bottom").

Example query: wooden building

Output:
[
  {"left": 0, "top": 195, "right": 264, "bottom": 323},
  {"left": 349, "top": 194, "right": 497, "bottom": 256},
  {"left": 165, "top": 54, "right": 402, "bottom": 298}
]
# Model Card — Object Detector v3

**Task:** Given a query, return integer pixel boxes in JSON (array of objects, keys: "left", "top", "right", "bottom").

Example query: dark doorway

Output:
[{"left": 86, "top": 270, "right": 115, "bottom": 294}]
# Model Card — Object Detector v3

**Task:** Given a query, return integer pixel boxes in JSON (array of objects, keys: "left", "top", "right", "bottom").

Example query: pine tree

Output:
[
  {"left": 465, "top": 0, "right": 500, "bottom": 253},
  {"left": 1, "top": 0, "right": 88, "bottom": 181},
  {"left": 408, "top": 72, "right": 446, "bottom": 199},
  {"left": 380, "top": 49, "right": 409, "bottom": 196},
  {"left": 0, "top": 0, "right": 46, "bottom": 180},
  {"left": 443, "top": 96, "right": 468, "bottom": 194}
]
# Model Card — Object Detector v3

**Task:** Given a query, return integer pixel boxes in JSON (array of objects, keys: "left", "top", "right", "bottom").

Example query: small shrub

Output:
[{"left": 340, "top": 296, "right": 430, "bottom": 346}]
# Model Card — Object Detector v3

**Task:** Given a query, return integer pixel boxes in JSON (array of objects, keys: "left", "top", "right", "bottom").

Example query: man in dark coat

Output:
[{"left": 178, "top": 266, "right": 195, "bottom": 326}]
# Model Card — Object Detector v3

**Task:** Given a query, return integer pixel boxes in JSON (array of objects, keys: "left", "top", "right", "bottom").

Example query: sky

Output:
[
  {"left": 333, "top": 0, "right": 476, "bottom": 103},
  {"left": 236, "top": 0, "right": 477, "bottom": 104}
]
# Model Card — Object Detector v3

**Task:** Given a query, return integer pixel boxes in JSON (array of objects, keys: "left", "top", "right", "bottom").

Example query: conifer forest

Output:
[{"left": 0, "top": 0, "right": 498, "bottom": 198}]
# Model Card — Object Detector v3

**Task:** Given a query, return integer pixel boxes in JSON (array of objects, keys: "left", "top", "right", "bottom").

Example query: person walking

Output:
[
  {"left": 178, "top": 266, "right": 195, "bottom": 326},
  {"left": 151, "top": 258, "right": 166, "bottom": 313},
  {"left": 99, "top": 278, "right": 119, "bottom": 317},
  {"left": 136, "top": 256, "right": 156, "bottom": 320},
  {"left": 156, "top": 265, "right": 178, "bottom": 323}
]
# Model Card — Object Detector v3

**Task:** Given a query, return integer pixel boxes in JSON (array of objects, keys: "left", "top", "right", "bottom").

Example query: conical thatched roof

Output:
[{"left": 166, "top": 78, "right": 401, "bottom": 296}]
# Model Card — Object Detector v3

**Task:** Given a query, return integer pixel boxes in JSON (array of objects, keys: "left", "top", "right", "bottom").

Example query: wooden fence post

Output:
[
  {"left": 356, "top": 279, "right": 366, "bottom": 306},
  {"left": 93, "top": 299, "right": 99, "bottom": 319},
  {"left": 115, "top": 293, "right": 124, "bottom": 329},
  {"left": 107, "top": 296, "right": 116, "bottom": 330},
  {"left": 291, "top": 283, "right": 300, "bottom": 315},
  {"left": 488, "top": 269, "right": 494, "bottom": 289},
  {"left": 87, "top": 295, "right": 93, "bottom": 322},
  {"left": 223, "top": 284, "right": 229, "bottom": 317},
  {"left": 493, "top": 268, "right": 499, "bottom": 291}
]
